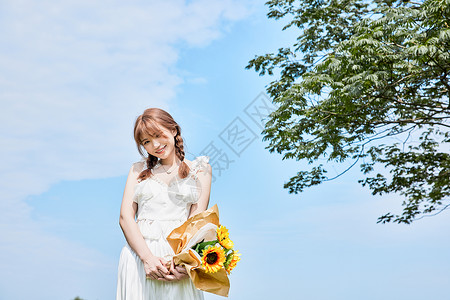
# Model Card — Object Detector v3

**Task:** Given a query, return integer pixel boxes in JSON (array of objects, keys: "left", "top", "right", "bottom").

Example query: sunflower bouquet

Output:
[
  {"left": 193, "top": 225, "right": 240, "bottom": 274},
  {"left": 166, "top": 205, "right": 240, "bottom": 297}
]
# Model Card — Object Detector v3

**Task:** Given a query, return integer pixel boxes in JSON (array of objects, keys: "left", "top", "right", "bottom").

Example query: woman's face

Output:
[{"left": 140, "top": 125, "right": 176, "bottom": 159}]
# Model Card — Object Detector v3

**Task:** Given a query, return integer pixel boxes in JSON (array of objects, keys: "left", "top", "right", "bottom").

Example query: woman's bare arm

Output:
[
  {"left": 188, "top": 162, "right": 212, "bottom": 218},
  {"left": 119, "top": 162, "right": 170, "bottom": 279},
  {"left": 119, "top": 162, "right": 153, "bottom": 261}
]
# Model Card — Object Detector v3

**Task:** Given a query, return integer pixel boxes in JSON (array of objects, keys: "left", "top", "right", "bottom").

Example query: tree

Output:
[{"left": 247, "top": 0, "right": 450, "bottom": 224}]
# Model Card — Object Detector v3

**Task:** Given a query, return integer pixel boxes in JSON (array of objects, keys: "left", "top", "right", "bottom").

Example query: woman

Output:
[{"left": 116, "top": 108, "right": 212, "bottom": 300}]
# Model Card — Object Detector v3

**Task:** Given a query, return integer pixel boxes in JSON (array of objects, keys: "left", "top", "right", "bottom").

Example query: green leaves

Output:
[
  {"left": 248, "top": 0, "right": 450, "bottom": 223},
  {"left": 193, "top": 240, "right": 218, "bottom": 255}
]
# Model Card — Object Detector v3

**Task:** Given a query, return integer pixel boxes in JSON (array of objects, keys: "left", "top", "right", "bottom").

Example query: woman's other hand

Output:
[
  {"left": 157, "top": 259, "right": 189, "bottom": 281},
  {"left": 168, "top": 260, "right": 189, "bottom": 281}
]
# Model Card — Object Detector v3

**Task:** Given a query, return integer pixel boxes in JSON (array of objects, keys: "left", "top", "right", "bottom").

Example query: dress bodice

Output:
[{"left": 131, "top": 155, "right": 210, "bottom": 241}]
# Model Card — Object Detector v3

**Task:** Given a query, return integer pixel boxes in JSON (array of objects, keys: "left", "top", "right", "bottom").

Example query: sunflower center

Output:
[{"left": 206, "top": 252, "right": 218, "bottom": 264}]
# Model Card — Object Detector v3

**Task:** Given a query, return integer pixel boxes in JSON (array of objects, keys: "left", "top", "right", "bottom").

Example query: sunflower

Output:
[
  {"left": 225, "top": 250, "right": 241, "bottom": 274},
  {"left": 201, "top": 245, "right": 226, "bottom": 273},
  {"left": 216, "top": 225, "right": 229, "bottom": 241},
  {"left": 220, "top": 237, "right": 234, "bottom": 249},
  {"left": 216, "top": 225, "right": 234, "bottom": 249}
]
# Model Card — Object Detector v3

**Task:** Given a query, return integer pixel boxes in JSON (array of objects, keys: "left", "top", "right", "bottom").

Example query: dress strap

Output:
[
  {"left": 138, "top": 159, "right": 147, "bottom": 172},
  {"left": 132, "top": 159, "right": 147, "bottom": 174}
]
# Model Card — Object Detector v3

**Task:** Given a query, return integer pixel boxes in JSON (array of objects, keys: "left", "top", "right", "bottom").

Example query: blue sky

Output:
[{"left": 1, "top": 1, "right": 449, "bottom": 299}]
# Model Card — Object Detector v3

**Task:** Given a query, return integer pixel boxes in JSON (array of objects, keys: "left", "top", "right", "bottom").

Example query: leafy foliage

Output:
[{"left": 247, "top": 0, "right": 450, "bottom": 223}]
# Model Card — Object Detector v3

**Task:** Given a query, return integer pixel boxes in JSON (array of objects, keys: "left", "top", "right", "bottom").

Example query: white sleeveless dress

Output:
[{"left": 116, "top": 156, "right": 210, "bottom": 300}]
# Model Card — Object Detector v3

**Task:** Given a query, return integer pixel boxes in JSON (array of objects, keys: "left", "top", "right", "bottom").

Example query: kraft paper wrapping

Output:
[{"left": 166, "top": 204, "right": 230, "bottom": 297}]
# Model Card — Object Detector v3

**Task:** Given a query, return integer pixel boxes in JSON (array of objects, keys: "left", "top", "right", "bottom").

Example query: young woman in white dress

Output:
[{"left": 116, "top": 108, "right": 212, "bottom": 300}]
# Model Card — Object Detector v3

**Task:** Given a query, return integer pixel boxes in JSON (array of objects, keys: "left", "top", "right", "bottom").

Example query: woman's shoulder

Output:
[
  {"left": 131, "top": 159, "right": 147, "bottom": 174},
  {"left": 188, "top": 155, "right": 211, "bottom": 173},
  {"left": 186, "top": 155, "right": 209, "bottom": 164}
]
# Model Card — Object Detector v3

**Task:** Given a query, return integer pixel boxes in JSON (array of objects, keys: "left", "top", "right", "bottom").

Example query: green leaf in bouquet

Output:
[
  {"left": 192, "top": 239, "right": 205, "bottom": 253},
  {"left": 194, "top": 240, "right": 219, "bottom": 255},
  {"left": 224, "top": 250, "right": 235, "bottom": 269}
]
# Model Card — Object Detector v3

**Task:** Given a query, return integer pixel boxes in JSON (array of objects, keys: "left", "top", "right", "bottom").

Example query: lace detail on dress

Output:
[
  {"left": 132, "top": 156, "right": 210, "bottom": 204},
  {"left": 134, "top": 159, "right": 147, "bottom": 172},
  {"left": 132, "top": 160, "right": 147, "bottom": 203},
  {"left": 190, "top": 155, "right": 210, "bottom": 174},
  {"left": 149, "top": 155, "right": 210, "bottom": 185},
  {"left": 152, "top": 155, "right": 209, "bottom": 174}
]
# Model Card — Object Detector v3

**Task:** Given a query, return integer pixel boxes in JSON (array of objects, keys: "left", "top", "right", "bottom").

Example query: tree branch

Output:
[{"left": 413, "top": 203, "right": 450, "bottom": 221}]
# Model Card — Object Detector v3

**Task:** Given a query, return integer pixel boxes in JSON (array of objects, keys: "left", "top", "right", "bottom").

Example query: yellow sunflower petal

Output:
[
  {"left": 201, "top": 245, "right": 226, "bottom": 273},
  {"left": 226, "top": 250, "right": 241, "bottom": 274},
  {"left": 220, "top": 237, "right": 234, "bottom": 250},
  {"left": 216, "top": 225, "right": 229, "bottom": 241}
]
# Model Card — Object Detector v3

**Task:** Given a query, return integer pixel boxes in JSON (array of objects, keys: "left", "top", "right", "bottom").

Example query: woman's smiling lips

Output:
[{"left": 156, "top": 145, "right": 166, "bottom": 153}]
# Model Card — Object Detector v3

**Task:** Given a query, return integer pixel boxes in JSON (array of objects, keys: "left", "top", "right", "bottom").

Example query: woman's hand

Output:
[
  {"left": 161, "top": 259, "right": 189, "bottom": 281},
  {"left": 142, "top": 254, "right": 172, "bottom": 280},
  {"left": 154, "top": 259, "right": 189, "bottom": 282}
]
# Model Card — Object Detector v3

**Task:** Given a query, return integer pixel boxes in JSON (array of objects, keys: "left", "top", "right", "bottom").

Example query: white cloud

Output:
[
  {"left": 0, "top": 0, "right": 252, "bottom": 195},
  {"left": 0, "top": 1, "right": 253, "bottom": 298}
]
